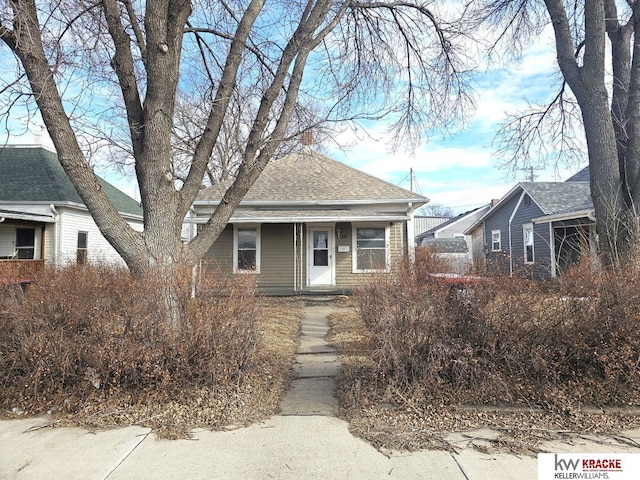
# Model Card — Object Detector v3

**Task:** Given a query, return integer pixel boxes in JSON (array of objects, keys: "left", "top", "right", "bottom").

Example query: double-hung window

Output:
[
  {"left": 234, "top": 225, "right": 260, "bottom": 273},
  {"left": 523, "top": 224, "right": 534, "bottom": 263},
  {"left": 353, "top": 225, "right": 388, "bottom": 272},
  {"left": 491, "top": 230, "right": 501, "bottom": 251},
  {"left": 77, "top": 231, "right": 88, "bottom": 265}
]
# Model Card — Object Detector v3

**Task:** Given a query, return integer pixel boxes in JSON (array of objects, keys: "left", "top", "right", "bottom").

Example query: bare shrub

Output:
[
  {"left": 354, "top": 258, "right": 640, "bottom": 410},
  {"left": 0, "top": 264, "right": 259, "bottom": 416},
  {"left": 414, "top": 246, "right": 455, "bottom": 275}
]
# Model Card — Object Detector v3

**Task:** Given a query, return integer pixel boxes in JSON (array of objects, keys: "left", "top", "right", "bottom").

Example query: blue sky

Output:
[
  {"left": 326, "top": 26, "right": 587, "bottom": 215},
  {"left": 3, "top": 21, "right": 586, "bottom": 216}
]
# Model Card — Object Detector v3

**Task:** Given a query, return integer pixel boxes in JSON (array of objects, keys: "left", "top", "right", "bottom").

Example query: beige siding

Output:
[
  {"left": 202, "top": 224, "right": 234, "bottom": 275},
  {"left": 202, "top": 223, "right": 294, "bottom": 292},
  {"left": 334, "top": 221, "right": 405, "bottom": 289},
  {"left": 203, "top": 221, "right": 410, "bottom": 293},
  {"left": 334, "top": 222, "right": 359, "bottom": 287},
  {"left": 259, "top": 224, "right": 294, "bottom": 290}
]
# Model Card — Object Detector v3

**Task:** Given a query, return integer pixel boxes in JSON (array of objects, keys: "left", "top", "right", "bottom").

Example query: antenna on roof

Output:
[{"left": 517, "top": 166, "right": 537, "bottom": 182}]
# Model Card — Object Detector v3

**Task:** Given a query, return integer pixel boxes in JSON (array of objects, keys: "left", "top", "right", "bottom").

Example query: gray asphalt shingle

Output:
[
  {"left": 196, "top": 151, "right": 428, "bottom": 204},
  {"left": 521, "top": 182, "right": 593, "bottom": 215},
  {"left": 0, "top": 146, "right": 142, "bottom": 217}
]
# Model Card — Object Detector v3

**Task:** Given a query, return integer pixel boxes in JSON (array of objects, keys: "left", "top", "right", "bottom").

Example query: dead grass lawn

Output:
[
  {"left": 2, "top": 297, "right": 303, "bottom": 439},
  {"left": 329, "top": 306, "right": 640, "bottom": 454}
]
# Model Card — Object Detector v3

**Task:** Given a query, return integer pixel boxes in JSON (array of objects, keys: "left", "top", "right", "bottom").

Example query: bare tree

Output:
[
  {"left": 0, "top": 1, "right": 471, "bottom": 323},
  {"left": 420, "top": 203, "right": 455, "bottom": 217},
  {"left": 473, "top": 0, "right": 640, "bottom": 265}
]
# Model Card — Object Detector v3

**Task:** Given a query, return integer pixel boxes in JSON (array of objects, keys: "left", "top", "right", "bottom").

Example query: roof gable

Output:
[
  {"left": 464, "top": 181, "right": 593, "bottom": 235},
  {"left": 196, "top": 151, "right": 428, "bottom": 205},
  {"left": 0, "top": 146, "right": 142, "bottom": 217}
]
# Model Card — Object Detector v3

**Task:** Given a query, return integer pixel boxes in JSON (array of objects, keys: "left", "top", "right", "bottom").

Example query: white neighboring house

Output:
[
  {"left": 416, "top": 205, "right": 491, "bottom": 273},
  {"left": 0, "top": 145, "right": 143, "bottom": 278}
]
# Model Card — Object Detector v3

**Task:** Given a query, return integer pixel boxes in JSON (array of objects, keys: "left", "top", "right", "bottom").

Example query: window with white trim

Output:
[
  {"left": 523, "top": 224, "right": 534, "bottom": 263},
  {"left": 491, "top": 229, "right": 501, "bottom": 251},
  {"left": 233, "top": 225, "right": 260, "bottom": 273},
  {"left": 353, "top": 225, "right": 388, "bottom": 272},
  {"left": 77, "top": 231, "right": 88, "bottom": 265}
]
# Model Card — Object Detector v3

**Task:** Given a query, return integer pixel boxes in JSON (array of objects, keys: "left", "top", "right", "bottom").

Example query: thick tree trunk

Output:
[
  {"left": 581, "top": 98, "right": 628, "bottom": 264},
  {"left": 545, "top": 0, "right": 632, "bottom": 266}
]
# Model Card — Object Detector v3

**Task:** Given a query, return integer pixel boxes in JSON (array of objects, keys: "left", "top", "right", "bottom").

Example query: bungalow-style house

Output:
[
  {"left": 416, "top": 205, "right": 491, "bottom": 273},
  {"left": 464, "top": 169, "right": 594, "bottom": 279},
  {"left": 0, "top": 145, "right": 143, "bottom": 278},
  {"left": 191, "top": 151, "right": 428, "bottom": 295}
]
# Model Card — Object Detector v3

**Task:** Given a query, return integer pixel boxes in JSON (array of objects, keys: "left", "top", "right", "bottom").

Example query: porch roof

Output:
[
  {"left": 185, "top": 208, "right": 410, "bottom": 224},
  {"left": 0, "top": 208, "right": 56, "bottom": 223},
  {"left": 532, "top": 208, "right": 595, "bottom": 224}
]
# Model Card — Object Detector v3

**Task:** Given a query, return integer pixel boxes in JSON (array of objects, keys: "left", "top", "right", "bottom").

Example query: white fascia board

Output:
[
  {"left": 532, "top": 209, "right": 595, "bottom": 224},
  {"left": 1, "top": 200, "right": 143, "bottom": 222},
  {"left": 519, "top": 185, "right": 548, "bottom": 214},
  {"left": 0, "top": 211, "right": 56, "bottom": 223},
  {"left": 193, "top": 198, "right": 426, "bottom": 207},
  {"left": 185, "top": 214, "right": 410, "bottom": 224},
  {"left": 463, "top": 185, "right": 524, "bottom": 235}
]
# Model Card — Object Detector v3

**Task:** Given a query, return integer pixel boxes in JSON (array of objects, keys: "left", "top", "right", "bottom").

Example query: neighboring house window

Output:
[
  {"left": 491, "top": 230, "right": 501, "bottom": 251},
  {"left": 77, "top": 231, "right": 88, "bottom": 265},
  {"left": 15, "top": 228, "right": 35, "bottom": 259},
  {"left": 353, "top": 225, "right": 388, "bottom": 272},
  {"left": 233, "top": 225, "right": 260, "bottom": 273},
  {"left": 523, "top": 224, "right": 534, "bottom": 263}
]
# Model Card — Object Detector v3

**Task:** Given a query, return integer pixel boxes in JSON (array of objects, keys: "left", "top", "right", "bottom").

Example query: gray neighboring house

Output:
[
  {"left": 465, "top": 168, "right": 594, "bottom": 279},
  {"left": 0, "top": 145, "right": 143, "bottom": 278},
  {"left": 191, "top": 151, "right": 428, "bottom": 295}
]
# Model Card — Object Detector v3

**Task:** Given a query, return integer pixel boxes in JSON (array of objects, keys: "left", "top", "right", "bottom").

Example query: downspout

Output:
[
  {"left": 293, "top": 223, "right": 297, "bottom": 293},
  {"left": 508, "top": 192, "right": 525, "bottom": 277},
  {"left": 549, "top": 222, "right": 556, "bottom": 278},
  {"left": 50, "top": 205, "right": 60, "bottom": 266},
  {"left": 406, "top": 202, "right": 416, "bottom": 263}
]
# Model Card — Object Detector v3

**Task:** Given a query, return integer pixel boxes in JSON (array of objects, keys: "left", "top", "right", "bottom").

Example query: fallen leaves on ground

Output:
[
  {"left": 329, "top": 305, "right": 640, "bottom": 455},
  {"left": 2, "top": 297, "right": 303, "bottom": 439}
]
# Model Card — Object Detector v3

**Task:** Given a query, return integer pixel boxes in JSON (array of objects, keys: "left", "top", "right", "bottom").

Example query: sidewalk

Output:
[{"left": 2, "top": 304, "right": 640, "bottom": 479}]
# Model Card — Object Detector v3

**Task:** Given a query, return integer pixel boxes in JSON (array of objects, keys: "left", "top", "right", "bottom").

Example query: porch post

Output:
[
  {"left": 407, "top": 206, "right": 416, "bottom": 264},
  {"left": 549, "top": 222, "right": 556, "bottom": 278}
]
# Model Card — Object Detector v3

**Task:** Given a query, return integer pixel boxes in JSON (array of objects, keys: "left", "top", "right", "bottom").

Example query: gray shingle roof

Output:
[
  {"left": 521, "top": 182, "right": 593, "bottom": 215},
  {"left": 196, "top": 151, "right": 428, "bottom": 204},
  {"left": 0, "top": 146, "right": 142, "bottom": 217},
  {"left": 565, "top": 166, "right": 590, "bottom": 182},
  {"left": 421, "top": 237, "right": 468, "bottom": 254}
]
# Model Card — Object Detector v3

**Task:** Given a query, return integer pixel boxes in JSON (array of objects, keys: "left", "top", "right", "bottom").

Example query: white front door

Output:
[{"left": 308, "top": 227, "right": 334, "bottom": 286}]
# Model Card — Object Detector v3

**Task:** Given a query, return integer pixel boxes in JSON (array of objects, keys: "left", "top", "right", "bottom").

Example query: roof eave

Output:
[
  {"left": 532, "top": 209, "right": 596, "bottom": 224},
  {"left": 186, "top": 214, "right": 410, "bottom": 224},
  {"left": 463, "top": 184, "right": 526, "bottom": 234},
  {"left": 193, "top": 198, "right": 428, "bottom": 207}
]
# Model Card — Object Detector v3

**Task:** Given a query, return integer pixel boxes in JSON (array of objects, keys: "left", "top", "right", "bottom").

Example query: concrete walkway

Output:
[{"left": 2, "top": 303, "right": 640, "bottom": 479}]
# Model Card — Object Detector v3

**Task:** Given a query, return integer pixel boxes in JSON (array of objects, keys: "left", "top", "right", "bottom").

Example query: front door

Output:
[{"left": 308, "top": 227, "right": 334, "bottom": 286}]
